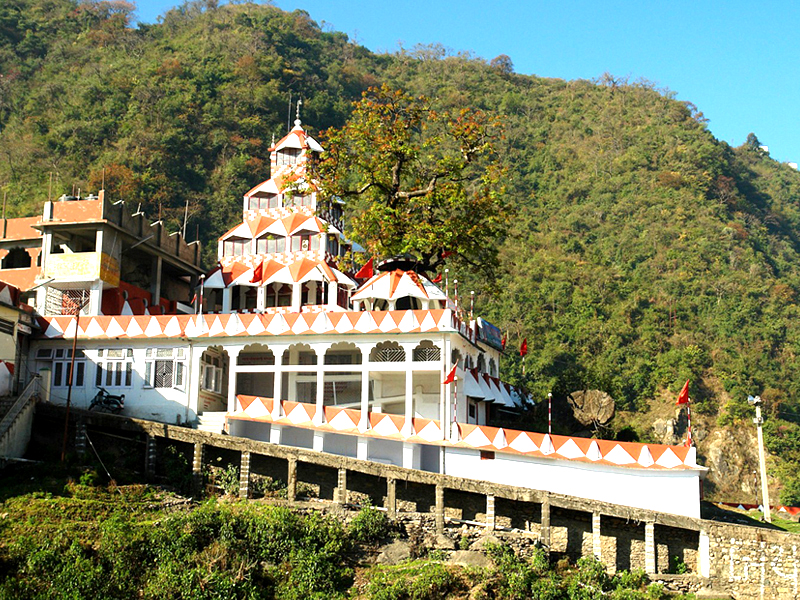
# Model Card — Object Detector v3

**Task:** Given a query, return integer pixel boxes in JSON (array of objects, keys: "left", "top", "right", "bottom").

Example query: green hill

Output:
[{"left": 2, "top": 0, "right": 800, "bottom": 502}]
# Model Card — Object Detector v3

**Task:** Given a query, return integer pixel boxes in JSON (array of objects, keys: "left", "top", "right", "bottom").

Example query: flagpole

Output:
[
  {"left": 548, "top": 392, "right": 552, "bottom": 435},
  {"left": 687, "top": 401, "right": 692, "bottom": 446}
]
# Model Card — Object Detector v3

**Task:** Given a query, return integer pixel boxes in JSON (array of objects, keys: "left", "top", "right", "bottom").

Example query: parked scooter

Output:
[{"left": 89, "top": 387, "right": 125, "bottom": 414}]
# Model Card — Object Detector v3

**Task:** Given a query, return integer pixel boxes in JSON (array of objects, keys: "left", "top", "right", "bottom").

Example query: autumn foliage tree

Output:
[{"left": 315, "top": 84, "right": 509, "bottom": 276}]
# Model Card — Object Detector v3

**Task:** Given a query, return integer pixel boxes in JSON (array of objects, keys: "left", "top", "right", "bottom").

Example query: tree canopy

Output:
[{"left": 315, "top": 84, "right": 509, "bottom": 275}]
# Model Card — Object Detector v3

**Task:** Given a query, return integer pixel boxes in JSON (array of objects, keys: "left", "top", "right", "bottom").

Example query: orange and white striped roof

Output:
[
  {"left": 230, "top": 396, "right": 703, "bottom": 472},
  {"left": 353, "top": 269, "right": 447, "bottom": 303},
  {"left": 220, "top": 207, "right": 339, "bottom": 241},
  {"left": 204, "top": 256, "right": 354, "bottom": 289},
  {"left": 37, "top": 309, "right": 457, "bottom": 340}
]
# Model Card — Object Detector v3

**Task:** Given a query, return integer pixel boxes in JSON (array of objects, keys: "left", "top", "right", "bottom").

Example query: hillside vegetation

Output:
[{"left": 3, "top": 0, "right": 800, "bottom": 500}]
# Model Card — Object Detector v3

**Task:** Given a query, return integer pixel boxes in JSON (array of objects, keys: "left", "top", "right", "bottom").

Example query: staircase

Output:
[
  {"left": 0, "top": 377, "right": 40, "bottom": 461},
  {"left": 196, "top": 411, "right": 228, "bottom": 434}
]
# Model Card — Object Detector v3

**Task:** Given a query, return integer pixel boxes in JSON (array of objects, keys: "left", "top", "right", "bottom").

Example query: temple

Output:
[{"left": 8, "top": 116, "right": 706, "bottom": 518}]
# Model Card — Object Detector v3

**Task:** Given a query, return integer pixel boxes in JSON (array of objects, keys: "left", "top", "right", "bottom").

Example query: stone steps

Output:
[{"left": 196, "top": 411, "right": 227, "bottom": 434}]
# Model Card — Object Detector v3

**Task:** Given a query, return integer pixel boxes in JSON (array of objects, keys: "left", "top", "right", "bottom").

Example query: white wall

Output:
[{"left": 443, "top": 447, "right": 701, "bottom": 518}]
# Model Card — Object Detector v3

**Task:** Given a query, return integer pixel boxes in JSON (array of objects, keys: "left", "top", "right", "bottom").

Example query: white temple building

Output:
[{"left": 25, "top": 117, "right": 707, "bottom": 518}]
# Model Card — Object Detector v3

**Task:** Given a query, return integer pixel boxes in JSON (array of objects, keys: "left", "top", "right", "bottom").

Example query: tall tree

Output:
[{"left": 315, "top": 84, "right": 509, "bottom": 275}]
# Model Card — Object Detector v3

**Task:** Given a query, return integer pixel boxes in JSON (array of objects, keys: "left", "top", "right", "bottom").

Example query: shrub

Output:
[{"left": 349, "top": 505, "right": 390, "bottom": 543}]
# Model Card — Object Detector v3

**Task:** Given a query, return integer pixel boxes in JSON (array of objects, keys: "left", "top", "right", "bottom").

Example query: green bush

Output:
[{"left": 349, "top": 505, "right": 390, "bottom": 543}]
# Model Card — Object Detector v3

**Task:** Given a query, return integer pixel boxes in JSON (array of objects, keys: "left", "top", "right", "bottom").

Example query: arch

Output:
[
  {"left": 489, "top": 357, "right": 497, "bottom": 378},
  {"left": 2, "top": 247, "right": 31, "bottom": 269},
  {"left": 237, "top": 343, "right": 275, "bottom": 366},
  {"left": 199, "top": 345, "right": 229, "bottom": 411},
  {"left": 370, "top": 341, "right": 405, "bottom": 363},
  {"left": 477, "top": 353, "right": 486, "bottom": 373},
  {"left": 324, "top": 341, "right": 362, "bottom": 365},
  {"left": 282, "top": 342, "right": 317, "bottom": 366},
  {"left": 413, "top": 340, "right": 441, "bottom": 362},
  {"left": 464, "top": 355, "right": 474, "bottom": 370},
  {"left": 396, "top": 296, "right": 422, "bottom": 310},
  {"left": 451, "top": 348, "right": 462, "bottom": 368}
]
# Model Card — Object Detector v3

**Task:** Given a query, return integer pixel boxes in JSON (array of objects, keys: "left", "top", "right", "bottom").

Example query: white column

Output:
[
  {"left": 256, "top": 285, "right": 266, "bottom": 311},
  {"left": 89, "top": 279, "right": 103, "bottom": 316},
  {"left": 222, "top": 288, "right": 232, "bottom": 313},
  {"left": 402, "top": 342, "right": 416, "bottom": 436},
  {"left": 188, "top": 344, "right": 204, "bottom": 419},
  {"left": 402, "top": 442, "right": 417, "bottom": 469},
  {"left": 307, "top": 281, "right": 318, "bottom": 305},
  {"left": 291, "top": 282, "right": 302, "bottom": 312},
  {"left": 313, "top": 344, "right": 327, "bottom": 425},
  {"left": 269, "top": 423, "right": 282, "bottom": 444},
  {"left": 313, "top": 430, "right": 325, "bottom": 452},
  {"left": 226, "top": 346, "right": 243, "bottom": 413},
  {"left": 442, "top": 336, "right": 450, "bottom": 440},
  {"left": 357, "top": 437, "right": 369, "bottom": 460},
  {"left": 271, "top": 351, "right": 283, "bottom": 419},
  {"left": 272, "top": 283, "right": 281, "bottom": 307},
  {"left": 328, "top": 281, "right": 338, "bottom": 308},
  {"left": 359, "top": 367, "right": 370, "bottom": 432}
]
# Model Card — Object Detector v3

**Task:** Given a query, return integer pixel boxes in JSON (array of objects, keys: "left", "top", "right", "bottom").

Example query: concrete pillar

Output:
[
  {"left": 385, "top": 478, "right": 396, "bottom": 518},
  {"left": 486, "top": 495, "right": 496, "bottom": 530},
  {"left": 356, "top": 437, "right": 369, "bottom": 461},
  {"left": 187, "top": 345, "right": 203, "bottom": 421},
  {"left": 192, "top": 442, "right": 204, "bottom": 496},
  {"left": 358, "top": 366, "right": 370, "bottom": 432},
  {"left": 435, "top": 484, "right": 445, "bottom": 534},
  {"left": 328, "top": 281, "right": 338, "bottom": 308},
  {"left": 540, "top": 497, "right": 551, "bottom": 552},
  {"left": 291, "top": 282, "right": 301, "bottom": 312},
  {"left": 145, "top": 435, "right": 157, "bottom": 477},
  {"left": 403, "top": 345, "right": 414, "bottom": 435},
  {"left": 592, "top": 512, "right": 602, "bottom": 560},
  {"left": 269, "top": 424, "right": 282, "bottom": 445},
  {"left": 40, "top": 368, "right": 51, "bottom": 403},
  {"left": 313, "top": 431, "right": 324, "bottom": 452},
  {"left": 313, "top": 350, "right": 325, "bottom": 425},
  {"left": 287, "top": 457, "right": 297, "bottom": 501},
  {"left": 698, "top": 529, "right": 710, "bottom": 578},
  {"left": 239, "top": 451, "right": 251, "bottom": 499},
  {"left": 256, "top": 285, "right": 266, "bottom": 311},
  {"left": 151, "top": 255, "right": 162, "bottom": 307},
  {"left": 402, "top": 442, "right": 416, "bottom": 469},
  {"left": 336, "top": 467, "right": 347, "bottom": 505},
  {"left": 271, "top": 353, "right": 283, "bottom": 419},
  {"left": 222, "top": 288, "right": 232, "bottom": 313},
  {"left": 226, "top": 347, "right": 241, "bottom": 413},
  {"left": 89, "top": 279, "right": 103, "bottom": 316},
  {"left": 645, "top": 521, "right": 656, "bottom": 574}
]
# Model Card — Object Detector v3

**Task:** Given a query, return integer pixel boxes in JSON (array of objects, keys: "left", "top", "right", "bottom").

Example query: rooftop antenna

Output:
[
  {"left": 182, "top": 197, "right": 189, "bottom": 239},
  {"left": 48, "top": 172, "right": 53, "bottom": 202}
]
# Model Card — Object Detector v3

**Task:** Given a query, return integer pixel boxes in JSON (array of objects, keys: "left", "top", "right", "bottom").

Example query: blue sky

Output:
[{"left": 134, "top": 1, "right": 800, "bottom": 164}]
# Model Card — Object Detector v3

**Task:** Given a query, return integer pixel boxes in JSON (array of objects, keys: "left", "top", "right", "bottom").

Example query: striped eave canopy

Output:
[
  {"left": 204, "top": 256, "right": 356, "bottom": 289},
  {"left": 352, "top": 269, "right": 447, "bottom": 303}
]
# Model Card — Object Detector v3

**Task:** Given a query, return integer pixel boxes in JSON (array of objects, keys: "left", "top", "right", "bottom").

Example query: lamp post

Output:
[{"left": 748, "top": 395, "right": 771, "bottom": 523}]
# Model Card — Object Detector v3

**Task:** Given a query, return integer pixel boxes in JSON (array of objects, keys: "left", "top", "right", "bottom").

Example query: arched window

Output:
[
  {"left": 489, "top": 358, "right": 497, "bottom": 378},
  {"left": 370, "top": 341, "right": 405, "bottom": 362},
  {"left": 477, "top": 354, "right": 486, "bottom": 373},
  {"left": 413, "top": 340, "right": 441, "bottom": 362},
  {"left": 396, "top": 296, "right": 421, "bottom": 310},
  {"left": 451, "top": 349, "right": 462, "bottom": 368}
]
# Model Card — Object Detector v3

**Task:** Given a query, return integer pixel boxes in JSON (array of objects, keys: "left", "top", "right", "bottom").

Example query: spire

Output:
[{"left": 293, "top": 98, "right": 303, "bottom": 130}]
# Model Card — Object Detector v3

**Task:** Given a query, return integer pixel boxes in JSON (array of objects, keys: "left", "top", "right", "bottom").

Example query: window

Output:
[
  {"left": 276, "top": 148, "right": 301, "bottom": 166},
  {"left": 223, "top": 239, "right": 250, "bottom": 256},
  {"left": 256, "top": 236, "right": 285, "bottom": 254},
  {"left": 39, "top": 348, "right": 86, "bottom": 387},
  {"left": 2, "top": 247, "right": 31, "bottom": 269},
  {"left": 202, "top": 352, "right": 223, "bottom": 394},
  {"left": 291, "top": 234, "right": 318, "bottom": 252},
  {"left": 326, "top": 236, "right": 339, "bottom": 257},
  {"left": 144, "top": 347, "right": 186, "bottom": 389},
  {"left": 95, "top": 348, "right": 133, "bottom": 388},
  {"left": 247, "top": 194, "right": 280, "bottom": 210}
]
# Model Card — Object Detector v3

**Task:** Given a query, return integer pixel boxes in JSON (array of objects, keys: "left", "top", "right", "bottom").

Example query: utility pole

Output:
[{"left": 748, "top": 395, "right": 771, "bottom": 523}]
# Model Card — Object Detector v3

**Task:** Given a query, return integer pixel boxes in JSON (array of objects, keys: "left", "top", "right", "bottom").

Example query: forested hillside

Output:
[{"left": 3, "top": 0, "right": 800, "bottom": 500}]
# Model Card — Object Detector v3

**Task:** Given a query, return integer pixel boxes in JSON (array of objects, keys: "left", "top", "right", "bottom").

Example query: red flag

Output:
[
  {"left": 501, "top": 335, "right": 507, "bottom": 350},
  {"left": 676, "top": 379, "right": 690, "bottom": 405},
  {"left": 250, "top": 260, "right": 263, "bottom": 284},
  {"left": 354, "top": 258, "right": 374, "bottom": 279},
  {"left": 431, "top": 273, "right": 442, "bottom": 283},
  {"left": 441, "top": 251, "right": 453, "bottom": 259},
  {"left": 443, "top": 365, "right": 457, "bottom": 385},
  {"left": 520, "top": 338, "right": 528, "bottom": 357}
]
